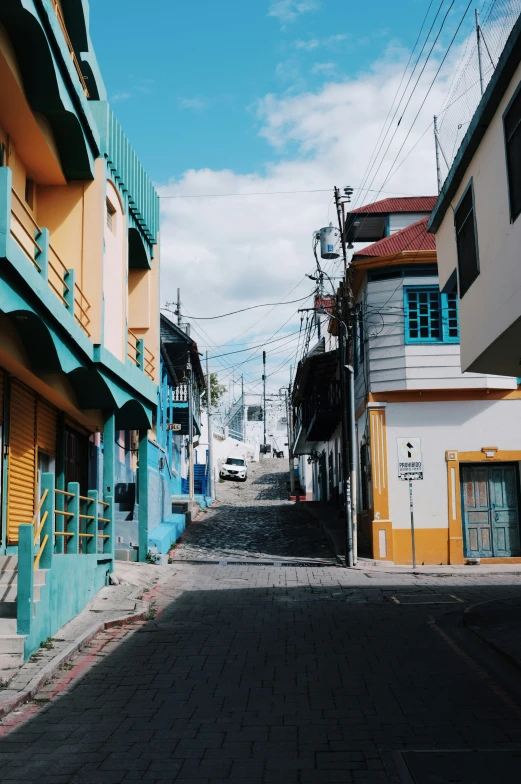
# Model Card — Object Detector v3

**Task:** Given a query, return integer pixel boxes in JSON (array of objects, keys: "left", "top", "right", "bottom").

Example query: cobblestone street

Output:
[
  {"left": 1, "top": 463, "right": 521, "bottom": 782},
  {"left": 172, "top": 459, "right": 336, "bottom": 565}
]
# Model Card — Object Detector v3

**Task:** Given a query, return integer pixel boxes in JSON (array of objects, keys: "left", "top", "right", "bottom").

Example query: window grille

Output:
[{"left": 404, "top": 287, "right": 459, "bottom": 344}]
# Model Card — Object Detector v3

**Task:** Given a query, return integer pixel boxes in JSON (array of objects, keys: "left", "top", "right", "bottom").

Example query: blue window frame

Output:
[{"left": 404, "top": 286, "right": 459, "bottom": 344}]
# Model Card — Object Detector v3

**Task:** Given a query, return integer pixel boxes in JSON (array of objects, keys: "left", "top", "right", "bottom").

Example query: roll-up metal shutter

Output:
[
  {"left": 7, "top": 381, "right": 36, "bottom": 544},
  {"left": 37, "top": 399, "right": 57, "bottom": 455}
]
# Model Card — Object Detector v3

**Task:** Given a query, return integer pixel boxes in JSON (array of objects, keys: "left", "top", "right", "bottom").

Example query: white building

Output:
[
  {"left": 225, "top": 392, "right": 289, "bottom": 459},
  {"left": 429, "top": 14, "right": 521, "bottom": 379},
  {"left": 294, "top": 197, "right": 521, "bottom": 565}
]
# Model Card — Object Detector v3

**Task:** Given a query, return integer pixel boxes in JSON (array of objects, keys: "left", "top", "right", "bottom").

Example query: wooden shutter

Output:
[
  {"left": 7, "top": 381, "right": 36, "bottom": 544},
  {"left": 37, "top": 399, "right": 57, "bottom": 455}
]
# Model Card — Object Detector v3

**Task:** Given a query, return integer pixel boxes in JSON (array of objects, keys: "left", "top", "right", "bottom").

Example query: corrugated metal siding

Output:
[
  {"left": 37, "top": 399, "right": 57, "bottom": 455},
  {"left": 7, "top": 382, "right": 36, "bottom": 544},
  {"left": 389, "top": 213, "right": 431, "bottom": 235},
  {"left": 354, "top": 218, "right": 436, "bottom": 259}
]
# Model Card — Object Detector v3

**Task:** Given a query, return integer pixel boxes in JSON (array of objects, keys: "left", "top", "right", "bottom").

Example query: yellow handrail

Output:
[
  {"left": 33, "top": 511, "right": 48, "bottom": 546},
  {"left": 34, "top": 535, "right": 48, "bottom": 571},
  {"left": 30, "top": 488, "right": 49, "bottom": 529}
]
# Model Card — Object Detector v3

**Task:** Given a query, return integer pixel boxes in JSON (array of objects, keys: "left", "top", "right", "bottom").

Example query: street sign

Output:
[
  {"left": 167, "top": 423, "right": 182, "bottom": 432},
  {"left": 397, "top": 437, "right": 423, "bottom": 480}
]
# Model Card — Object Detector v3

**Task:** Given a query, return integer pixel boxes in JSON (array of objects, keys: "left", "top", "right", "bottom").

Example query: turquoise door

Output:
[{"left": 461, "top": 464, "right": 521, "bottom": 558}]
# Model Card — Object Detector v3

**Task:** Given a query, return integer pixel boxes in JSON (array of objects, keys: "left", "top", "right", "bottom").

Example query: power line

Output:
[
  {"left": 158, "top": 187, "right": 434, "bottom": 200},
  {"left": 354, "top": 0, "right": 442, "bottom": 208},
  {"left": 161, "top": 295, "right": 311, "bottom": 321}
]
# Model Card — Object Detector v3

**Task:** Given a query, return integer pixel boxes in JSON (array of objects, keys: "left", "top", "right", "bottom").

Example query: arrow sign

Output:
[{"left": 397, "top": 437, "right": 423, "bottom": 480}]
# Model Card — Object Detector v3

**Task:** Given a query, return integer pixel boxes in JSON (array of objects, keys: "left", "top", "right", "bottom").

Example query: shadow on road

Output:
[
  {"left": 2, "top": 577, "right": 521, "bottom": 782},
  {"left": 173, "top": 502, "right": 336, "bottom": 562}
]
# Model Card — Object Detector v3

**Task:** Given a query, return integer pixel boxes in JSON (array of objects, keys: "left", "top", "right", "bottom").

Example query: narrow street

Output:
[
  {"left": 173, "top": 460, "right": 336, "bottom": 565},
  {"left": 1, "top": 462, "right": 521, "bottom": 783}
]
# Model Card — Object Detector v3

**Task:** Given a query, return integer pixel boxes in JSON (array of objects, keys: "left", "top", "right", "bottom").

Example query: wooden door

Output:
[
  {"left": 65, "top": 428, "right": 89, "bottom": 494},
  {"left": 461, "top": 464, "right": 521, "bottom": 558}
]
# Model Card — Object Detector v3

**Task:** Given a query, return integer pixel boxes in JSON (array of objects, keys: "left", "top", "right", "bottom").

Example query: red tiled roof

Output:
[
  {"left": 353, "top": 217, "right": 436, "bottom": 259},
  {"left": 348, "top": 196, "right": 437, "bottom": 215}
]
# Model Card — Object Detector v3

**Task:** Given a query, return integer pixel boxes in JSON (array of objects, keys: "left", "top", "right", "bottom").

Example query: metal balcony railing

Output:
[{"left": 10, "top": 187, "right": 92, "bottom": 336}]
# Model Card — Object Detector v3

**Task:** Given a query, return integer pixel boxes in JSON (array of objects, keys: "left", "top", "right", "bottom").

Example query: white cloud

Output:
[
  {"left": 111, "top": 91, "right": 131, "bottom": 103},
  {"left": 268, "top": 0, "right": 319, "bottom": 24},
  {"left": 295, "top": 33, "right": 347, "bottom": 50},
  {"left": 311, "top": 62, "right": 336, "bottom": 74},
  {"left": 158, "top": 44, "right": 462, "bottom": 397},
  {"left": 178, "top": 97, "right": 208, "bottom": 111},
  {"left": 294, "top": 38, "right": 320, "bottom": 50}
]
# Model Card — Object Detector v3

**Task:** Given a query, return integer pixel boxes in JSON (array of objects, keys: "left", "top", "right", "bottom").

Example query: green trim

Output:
[{"left": 138, "top": 429, "right": 149, "bottom": 562}]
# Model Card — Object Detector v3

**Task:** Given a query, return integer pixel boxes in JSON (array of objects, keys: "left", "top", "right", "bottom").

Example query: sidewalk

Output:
[
  {"left": 0, "top": 561, "right": 168, "bottom": 718},
  {"left": 299, "top": 500, "right": 521, "bottom": 575}
]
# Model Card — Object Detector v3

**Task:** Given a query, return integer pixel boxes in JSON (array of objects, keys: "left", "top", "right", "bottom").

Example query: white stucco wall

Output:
[
  {"left": 385, "top": 399, "right": 521, "bottom": 530},
  {"left": 434, "top": 61, "right": 521, "bottom": 374}
]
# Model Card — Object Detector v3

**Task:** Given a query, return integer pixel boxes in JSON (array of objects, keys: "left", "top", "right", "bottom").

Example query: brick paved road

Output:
[
  {"left": 173, "top": 459, "right": 336, "bottom": 565},
  {"left": 1, "top": 463, "right": 521, "bottom": 782}
]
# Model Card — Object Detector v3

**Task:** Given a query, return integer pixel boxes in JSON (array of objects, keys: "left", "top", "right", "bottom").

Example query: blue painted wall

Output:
[{"left": 24, "top": 555, "right": 109, "bottom": 659}]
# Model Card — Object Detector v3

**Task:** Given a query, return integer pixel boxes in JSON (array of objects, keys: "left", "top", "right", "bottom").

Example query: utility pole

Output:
[
  {"left": 187, "top": 352, "right": 194, "bottom": 502},
  {"left": 262, "top": 351, "right": 267, "bottom": 450},
  {"left": 334, "top": 186, "right": 356, "bottom": 567},
  {"left": 241, "top": 374, "right": 245, "bottom": 441},
  {"left": 288, "top": 367, "right": 296, "bottom": 499},
  {"left": 206, "top": 351, "right": 214, "bottom": 501},
  {"left": 433, "top": 116, "right": 443, "bottom": 193},
  {"left": 176, "top": 287, "right": 181, "bottom": 327},
  {"left": 476, "top": 8, "right": 485, "bottom": 96}
]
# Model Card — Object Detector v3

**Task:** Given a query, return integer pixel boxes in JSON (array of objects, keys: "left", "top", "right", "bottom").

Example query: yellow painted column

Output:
[
  {"left": 368, "top": 405, "right": 393, "bottom": 560},
  {"left": 446, "top": 451, "right": 464, "bottom": 564}
]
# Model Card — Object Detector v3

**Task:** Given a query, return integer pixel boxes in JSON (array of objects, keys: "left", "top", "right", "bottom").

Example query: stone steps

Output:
[{"left": 0, "top": 557, "right": 47, "bottom": 677}]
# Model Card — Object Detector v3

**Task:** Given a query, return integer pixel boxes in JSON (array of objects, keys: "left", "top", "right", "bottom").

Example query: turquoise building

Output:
[{"left": 0, "top": 1, "right": 160, "bottom": 665}]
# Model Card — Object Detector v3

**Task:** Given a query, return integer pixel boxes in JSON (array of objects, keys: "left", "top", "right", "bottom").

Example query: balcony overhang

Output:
[{"left": 0, "top": 1, "right": 99, "bottom": 180}]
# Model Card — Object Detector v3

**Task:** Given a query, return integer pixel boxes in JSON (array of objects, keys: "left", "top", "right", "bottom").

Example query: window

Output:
[
  {"left": 106, "top": 199, "right": 116, "bottom": 232},
  {"left": 404, "top": 287, "right": 459, "bottom": 343},
  {"left": 454, "top": 182, "right": 479, "bottom": 297},
  {"left": 504, "top": 83, "right": 521, "bottom": 222}
]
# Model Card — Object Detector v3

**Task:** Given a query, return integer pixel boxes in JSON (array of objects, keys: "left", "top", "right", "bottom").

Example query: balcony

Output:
[
  {"left": 50, "top": 0, "right": 90, "bottom": 98},
  {"left": 6, "top": 175, "right": 92, "bottom": 337},
  {"left": 294, "top": 380, "right": 342, "bottom": 454},
  {"left": 127, "top": 329, "right": 155, "bottom": 381}
]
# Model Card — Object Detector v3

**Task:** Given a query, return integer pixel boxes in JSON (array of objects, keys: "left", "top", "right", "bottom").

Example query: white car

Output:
[{"left": 220, "top": 456, "right": 248, "bottom": 482}]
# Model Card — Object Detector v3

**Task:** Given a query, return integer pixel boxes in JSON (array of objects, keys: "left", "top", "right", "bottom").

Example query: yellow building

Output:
[{"left": 0, "top": 0, "right": 159, "bottom": 665}]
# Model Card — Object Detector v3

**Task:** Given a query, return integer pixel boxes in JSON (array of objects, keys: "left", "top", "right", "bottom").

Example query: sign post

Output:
[{"left": 397, "top": 437, "right": 423, "bottom": 570}]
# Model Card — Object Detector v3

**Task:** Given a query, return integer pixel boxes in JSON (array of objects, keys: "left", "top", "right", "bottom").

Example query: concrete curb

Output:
[{"left": 0, "top": 601, "right": 149, "bottom": 720}]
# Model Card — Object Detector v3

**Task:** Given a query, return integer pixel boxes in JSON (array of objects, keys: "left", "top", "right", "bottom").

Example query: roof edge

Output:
[{"left": 429, "top": 13, "right": 521, "bottom": 234}]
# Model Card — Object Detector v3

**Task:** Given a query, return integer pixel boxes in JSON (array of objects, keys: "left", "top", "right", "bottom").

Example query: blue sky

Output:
[
  {"left": 90, "top": 0, "right": 435, "bottom": 181},
  {"left": 88, "top": 0, "right": 481, "bottom": 397}
]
